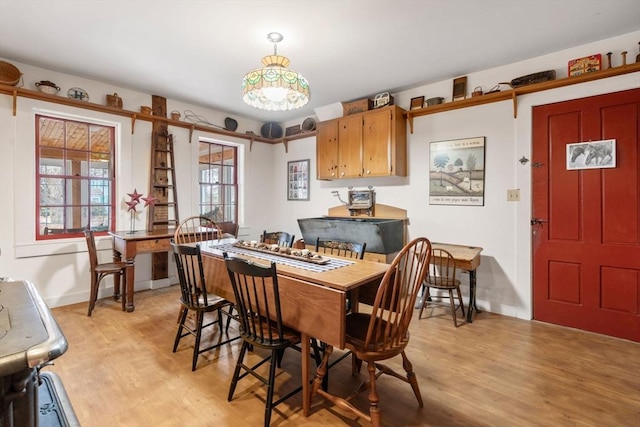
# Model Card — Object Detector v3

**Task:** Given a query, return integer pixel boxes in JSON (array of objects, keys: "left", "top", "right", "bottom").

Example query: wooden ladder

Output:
[{"left": 147, "top": 96, "right": 179, "bottom": 231}]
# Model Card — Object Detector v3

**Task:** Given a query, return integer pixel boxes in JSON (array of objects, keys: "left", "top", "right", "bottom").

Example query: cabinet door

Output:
[
  {"left": 338, "top": 115, "right": 363, "bottom": 178},
  {"left": 316, "top": 120, "right": 339, "bottom": 180},
  {"left": 362, "top": 108, "right": 392, "bottom": 176}
]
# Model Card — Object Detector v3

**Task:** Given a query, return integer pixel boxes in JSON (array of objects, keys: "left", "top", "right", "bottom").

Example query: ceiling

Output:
[{"left": 1, "top": 0, "right": 638, "bottom": 124}]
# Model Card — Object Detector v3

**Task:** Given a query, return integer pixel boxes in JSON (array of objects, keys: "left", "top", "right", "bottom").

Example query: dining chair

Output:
[
  {"left": 310, "top": 237, "right": 432, "bottom": 427},
  {"left": 419, "top": 248, "right": 466, "bottom": 327},
  {"left": 174, "top": 215, "right": 222, "bottom": 244},
  {"left": 83, "top": 229, "right": 132, "bottom": 316},
  {"left": 315, "top": 238, "right": 367, "bottom": 259},
  {"left": 218, "top": 221, "right": 240, "bottom": 238},
  {"left": 261, "top": 230, "right": 295, "bottom": 248},
  {"left": 171, "top": 241, "right": 240, "bottom": 371},
  {"left": 224, "top": 253, "right": 314, "bottom": 427},
  {"left": 173, "top": 216, "right": 236, "bottom": 326}
]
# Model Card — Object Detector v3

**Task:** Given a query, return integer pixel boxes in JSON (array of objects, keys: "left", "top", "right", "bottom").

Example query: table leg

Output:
[
  {"left": 112, "top": 248, "right": 122, "bottom": 300},
  {"left": 125, "top": 261, "right": 135, "bottom": 312},
  {"left": 301, "top": 332, "right": 310, "bottom": 417},
  {"left": 466, "top": 269, "right": 481, "bottom": 323}
]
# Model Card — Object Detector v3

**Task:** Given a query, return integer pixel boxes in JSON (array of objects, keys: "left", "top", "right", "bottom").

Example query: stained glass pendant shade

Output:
[{"left": 242, "top": 32, "right": 310, "bottom": 111}]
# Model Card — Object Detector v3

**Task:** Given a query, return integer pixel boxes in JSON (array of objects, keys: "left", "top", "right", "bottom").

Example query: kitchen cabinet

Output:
[
  {"left": 316, "top": 120, "right": 339, "bottom": 179},
  {"left": 317, "top": 105, "right": 407, "bottom": 180}
]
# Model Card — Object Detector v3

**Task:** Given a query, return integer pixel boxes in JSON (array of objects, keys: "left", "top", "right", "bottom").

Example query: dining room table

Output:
[{"left": 197, "top": 238, "right": 390, "bottom": 417}]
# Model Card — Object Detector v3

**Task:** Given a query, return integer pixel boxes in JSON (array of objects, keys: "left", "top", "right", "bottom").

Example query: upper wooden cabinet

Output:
[
  {"left": 317, "top": 105, "right": 407, "bottom": 180},
  {"left": 316, "top": 120, "right": 339, "bottom": 179}
]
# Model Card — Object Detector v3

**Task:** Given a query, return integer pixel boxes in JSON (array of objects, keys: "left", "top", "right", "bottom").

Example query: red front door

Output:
[{"left": 532, "top": 88, "right": 640, "bottom": 342}]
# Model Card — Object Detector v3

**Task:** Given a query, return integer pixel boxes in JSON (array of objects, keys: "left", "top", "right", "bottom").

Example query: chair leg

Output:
[
  {"left": 228, "top": 340, "right": 249, "bottom": 401},
  {"left": 173, "top": 307, "right": 188, "bottom": 353},
  {"left": 366, "top": 361, "right": 381, "bottom": 427},
  {"left": 448, "top": 289, "right": 458, "bottom": 327},
  {"left": 87, "top": 274, "right": 99, "bottom": 316},
  {"left": 264, "top": 350, "right": 279, "bottom": 427},
  {"left": 192, "top": 311, "right": 204, "bottom": 371},
  {"left": 418, "top": 285, "right": 430, "bottom": 320},
  {"left": 401, "top": 351, "right": 423, "bottom": 407},
  {"left": 225, "top": 305, "right": 234, "bottom": 333}
]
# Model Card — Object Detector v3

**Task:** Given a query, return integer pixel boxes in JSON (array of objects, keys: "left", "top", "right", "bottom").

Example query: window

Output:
[
  {"left": 198, "top": 141, "right": 237, "bottom": 224},
  {"left": 36, "top": 115, "right": 115, "bottom": 239}
]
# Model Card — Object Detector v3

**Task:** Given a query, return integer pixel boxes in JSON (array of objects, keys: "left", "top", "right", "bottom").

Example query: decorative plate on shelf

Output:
[
  {"left": 68, "top": 87, "right": 89, "bottom": 101},
  {"left": 301, "top": 117, "right": 316, "bottom": 132}
]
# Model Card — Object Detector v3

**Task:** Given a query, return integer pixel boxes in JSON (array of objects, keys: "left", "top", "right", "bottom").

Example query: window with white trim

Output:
[
  {"left": 36, "top": 114, "right": 115, "bottom": 239},
  {"left": 198, "top": 141, "right": 237, "bottom": 224}
]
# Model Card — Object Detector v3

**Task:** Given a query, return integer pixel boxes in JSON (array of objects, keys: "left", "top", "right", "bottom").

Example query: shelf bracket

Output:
[
  {"left": 407, "top": 114, "right": 414, "bottom": 134},
  {"left": 283, "top": 139, "right": 289, "bottom": 153},
  {"left": 11, "top": 90, "right": 17, "bottom": 116},
  {"left": 188, "top": 125, "right": 194, "bottom": 143},
  {"left": 512, "top": 92, "right": 518, "bottom": 118},
  {"left": 131, "top": 115, "right": 137, "bottom": 134}
]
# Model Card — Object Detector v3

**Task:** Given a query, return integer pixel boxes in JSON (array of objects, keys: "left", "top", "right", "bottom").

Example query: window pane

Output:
[
  {"left": 90, "top": 126, "right": 111, "bottom": 153},
  {"left": 40, "top": 177, "right": 64, "bottom": 205},
  {"left": 66, "top": 122, "right": 89, "bottom": 151},
  {"left": 39, "top": 118, "right": 64, "bottom": 148}
]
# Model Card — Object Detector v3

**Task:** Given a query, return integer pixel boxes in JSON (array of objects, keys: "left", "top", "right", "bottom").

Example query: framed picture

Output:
[
  {"left": 566, "top": 139, "right": 616, "bottom": 170},
  {"left": 287, "top": 159, "right": 310, "bottom": 201},
  {"left": 429, "top": 136, "right": 485, "bottom": 206},
  {"left": 452, "top": 76, "right": 467, "bottom": 101},
  {"left": 410, "top": 96, "right": 425, "bottom": 110}
]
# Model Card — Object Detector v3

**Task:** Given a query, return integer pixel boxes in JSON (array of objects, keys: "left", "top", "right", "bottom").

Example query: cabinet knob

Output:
[
  {"left": 341, "top": 172, "right": 345, "bottom": 176},
  {"left": 366, "top": 170, "right": 370, "bottom": 174}
]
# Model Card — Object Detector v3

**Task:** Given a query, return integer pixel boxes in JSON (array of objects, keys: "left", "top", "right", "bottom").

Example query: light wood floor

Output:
[{"left": 47, "top": 285, "right": 640, "bottom": 426}]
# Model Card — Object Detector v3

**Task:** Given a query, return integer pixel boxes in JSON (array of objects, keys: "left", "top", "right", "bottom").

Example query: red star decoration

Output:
[
  {"left": 126, "top": 200, "right": 139, "bottom": 212},
  {"left": 141, "top": 195, "right": 157, "bottom": 208},
  {"left": 127, "top": 189, "right": 143, "bottom": 203}
]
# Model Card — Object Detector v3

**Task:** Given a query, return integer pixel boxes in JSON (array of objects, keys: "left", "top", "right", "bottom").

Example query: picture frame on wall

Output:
[
  {"left": 287, "top": 159, "right": 310, "bottom": 201},
  {"left": 429, "top": 136, "right": 485, "bottom": 206},
  {"left": 566, "top": 139, "right": 616, "bottom": 170}
]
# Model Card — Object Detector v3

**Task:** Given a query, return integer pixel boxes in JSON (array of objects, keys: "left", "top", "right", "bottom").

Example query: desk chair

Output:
[
  {"left": 419, "top": 248, "right": 466, "bottom": 327},
  {"left": 83, "top": 229, "right": 132, "bottom": 316},
  {"left": 171, "top": 241, "right": 239, "bottom": 371},
  {"left": 224, "top": 253, "right": 307, "bottom": 427},
  {"left": 261, "top": 230, "right": 295, "bottom": 248},
  {"left": 310, "top": 237, "right": 432, "bottom": 427},
  {"left": 315, "top": 238, "right": 366, "bottom": 259}
]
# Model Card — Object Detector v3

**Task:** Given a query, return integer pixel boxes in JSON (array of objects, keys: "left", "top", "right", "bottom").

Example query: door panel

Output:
[{"left": 532, "top": 88, "right": 640, "bottom": 342}]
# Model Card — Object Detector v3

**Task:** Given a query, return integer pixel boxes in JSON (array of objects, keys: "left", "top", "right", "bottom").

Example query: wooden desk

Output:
[
  {"left": 198, "top": 239, "right": 389, "bottom": 417},
  {"left": 431, "top": 242, "right": 483, "bottom": 323},
  {"left": 109, "top": 229, "right": 177, "bottom": 312}
]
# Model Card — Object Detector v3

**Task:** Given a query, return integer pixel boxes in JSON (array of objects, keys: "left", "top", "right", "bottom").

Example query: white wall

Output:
[{"left": 1, "top": 31, "right": 638, "bottom": 319}]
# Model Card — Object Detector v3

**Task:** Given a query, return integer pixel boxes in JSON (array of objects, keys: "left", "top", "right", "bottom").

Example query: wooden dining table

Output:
[{"left": 197, "top": 238, "right": 389, "bottom": 417}]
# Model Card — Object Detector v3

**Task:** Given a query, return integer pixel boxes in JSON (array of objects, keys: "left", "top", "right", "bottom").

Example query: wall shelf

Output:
[
  {"left": 405, "top": 62, "right": 640, "bottom": 133},
  {"left": 0, "top": 84, "right": 316, "bottom": 149}
]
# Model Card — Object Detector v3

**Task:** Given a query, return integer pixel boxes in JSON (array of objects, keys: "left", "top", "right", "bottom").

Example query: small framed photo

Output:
[
  {"left": 566, "top": 139, "right": 615, "bottom": 170},
  {"left": 452, "top": 76, "right": 467, "bottom": 101},
  {"left": 287, "top": 159, "right": 310, "bottom": 201},
  {"left": 410, "top": 96, "right": 425, "bottom": 110}
]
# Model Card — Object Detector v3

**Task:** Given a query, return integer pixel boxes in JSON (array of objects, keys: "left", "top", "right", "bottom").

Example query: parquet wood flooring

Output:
[{"left": 47, "top": 285, "right": 640, "bottom": 426}]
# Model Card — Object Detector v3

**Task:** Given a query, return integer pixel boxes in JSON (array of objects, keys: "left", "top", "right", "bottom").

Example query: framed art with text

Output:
[
  {"left": 429, "top": 137, "right": 485, "bottom": 206},
  {"left": 287, "top": 159, "right": 310, "bottom": 200}
]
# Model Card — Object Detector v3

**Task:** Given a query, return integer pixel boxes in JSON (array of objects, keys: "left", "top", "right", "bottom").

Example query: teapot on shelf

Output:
[{"left": 35, "top": 80, "right": 60, "bottom": 95}]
